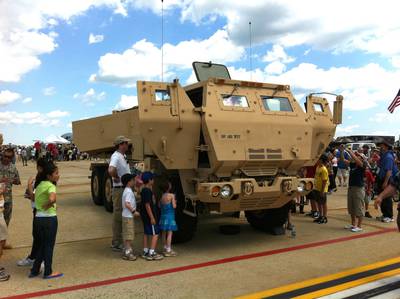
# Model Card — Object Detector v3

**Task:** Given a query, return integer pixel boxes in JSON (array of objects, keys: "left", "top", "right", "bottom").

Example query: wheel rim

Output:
[
  {"left": 93, "top": 175, "right": 99, "bottom": 198},
  {"left": 105, "top": 178, "right": 112, "bottom": 204}
]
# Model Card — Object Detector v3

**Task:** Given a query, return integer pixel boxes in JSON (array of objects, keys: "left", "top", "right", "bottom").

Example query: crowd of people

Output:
[
  {"left": 1, "top": 133, "right": 399, "bottom": 282},
  {"left": 291, "top": 139, "right": 400, "bottom": 233},
  {"left": 0, "top": 135, "right": 179, "bottom": 282},
  {"left": 10, "top": 143, "right": 88, "bottom": 167}
]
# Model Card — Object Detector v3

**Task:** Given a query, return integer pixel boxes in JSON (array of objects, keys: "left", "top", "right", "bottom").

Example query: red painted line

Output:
[{"left": 3, "top": 228, "right": 396, "bottom": 299}]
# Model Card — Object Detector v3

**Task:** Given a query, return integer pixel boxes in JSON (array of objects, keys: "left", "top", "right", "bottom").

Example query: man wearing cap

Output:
[
  {"left": 376, "top": 139, "right": 398, "bottom": 223},
  {"left": 108, "top": 136, "right": 131, "bottom": 251}
]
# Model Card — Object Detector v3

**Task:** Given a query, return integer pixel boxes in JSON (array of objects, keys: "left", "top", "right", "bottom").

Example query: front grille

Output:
[
  {"left": 240, "top": 198, "right": 276, "bottom": 209},
  {"left": 240, "top": 165, "right": 277, "bottom": 177}
]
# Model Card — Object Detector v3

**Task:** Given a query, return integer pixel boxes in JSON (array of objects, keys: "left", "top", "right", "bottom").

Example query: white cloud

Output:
[
  {"left": 89, "top": 33, "right": 104, "bottom": 44},
  {"left": 264, "top": 61, "right": 286, "bottom": 75},
  {"left": 0, "top": 111, "right": 65, "bottom": 126},
  {"left": 73, "top": 88, "right": 106, "bottom": 106},
  {"left": 92, "top": 30, "right": 245, "bottom": 86},
  {"left": 179, "top": 1, "right": 400, "bottom": 59},
  {"left": 22, "top": 97, "right": 32, "bottom": 104},
  {"left": 67, "top": 123, "right": 72, "bottom": 129},
  {"left": 114, "top": 95, "right": 138, "bottom": 110},
  {"left": 0, "top": 90, "right": 21, "bottom": 105},
  {"left": 336, "top": 124, "right": 360, "bottom": 134},
  {"left": 43, "top": 86, "right": 56, "bottom": 96},
  {"left": 0, "top": 0, "right": 133, "bottom": 82},
  {"left": 46, "top": 110, "right": 70, "bottom": 118},
  {"left": 369, "top": 111, "right": 400, "bottom": 124},
  {"left": 263, "top": 45, "right": 295, "bottom": 64}
]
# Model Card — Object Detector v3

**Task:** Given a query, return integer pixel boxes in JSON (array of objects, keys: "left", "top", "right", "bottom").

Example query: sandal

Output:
[
  {"left": 43, "top": 272, "right": 63, "bottom": 279},
  {"left": 0, "top": 272, "right": 10, "bottom": 282}
]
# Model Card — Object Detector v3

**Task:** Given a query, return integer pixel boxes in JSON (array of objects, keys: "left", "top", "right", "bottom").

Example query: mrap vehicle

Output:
[{"left": 72, "top": 62, "right": 343, "bottom": 242}]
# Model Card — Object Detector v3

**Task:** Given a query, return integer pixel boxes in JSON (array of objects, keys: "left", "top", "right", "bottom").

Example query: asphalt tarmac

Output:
[{"left": 1, "top": 160, "right": 399, "bottom": 298}]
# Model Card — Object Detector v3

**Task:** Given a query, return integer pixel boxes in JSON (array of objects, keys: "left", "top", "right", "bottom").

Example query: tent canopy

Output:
[{"left": 44, "top": 134, "right": 70, "bottom": 144}]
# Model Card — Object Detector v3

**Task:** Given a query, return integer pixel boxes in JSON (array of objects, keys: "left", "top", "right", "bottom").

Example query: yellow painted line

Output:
[
  {"left": 236, "top": 257, "right": 400, "bottom": 299},
  {"left": 293, "top": 268, "right": 400, "bottom": 299}
]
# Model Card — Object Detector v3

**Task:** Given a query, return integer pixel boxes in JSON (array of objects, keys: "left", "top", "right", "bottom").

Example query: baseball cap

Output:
[
  {"left": 121, "top": 173, "right": 135, "bottom": 187},
  {"left": 376, "top": 138, "right": 393, "bottom": 148},
  {"left": 141, "top": 171, "right": 154, "bottom": 184},
  {"left": 113, "top": 135, "right": 131, "bottom": 146}
]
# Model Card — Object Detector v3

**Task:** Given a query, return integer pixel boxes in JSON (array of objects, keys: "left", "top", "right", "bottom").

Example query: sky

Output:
[{"left": 1, "top": 0, "right": 400, "bottom": 145}]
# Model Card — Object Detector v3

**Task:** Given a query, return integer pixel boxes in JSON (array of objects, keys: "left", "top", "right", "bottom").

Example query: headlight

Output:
[
  {"left": 211, "top": 186, "right": 220, "bottom": 197},
  {"left": 220, "top": 185, "right": 233, "bottom": 198}
]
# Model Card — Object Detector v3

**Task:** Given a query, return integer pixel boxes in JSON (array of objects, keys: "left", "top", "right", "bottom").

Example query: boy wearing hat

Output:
[
  {"left": 139, "top": 172, "right": 163, "bottom": 261},
  {"left": 121, "top": 173, "right": 137, "bottom": 261},
  {"left": 108, "top": 136, "right": 131, "bottom": 251}
]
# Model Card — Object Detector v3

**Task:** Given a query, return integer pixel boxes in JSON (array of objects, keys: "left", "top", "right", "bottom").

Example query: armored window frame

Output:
[
  {"left": 151, "top": 88, "right": 171, "bottom": 106},
  {"left": 261, "top": 96, "right": 293, "bottom": 112},
  {"left": 313, "top": 103, "right": 324, "bottom": 112}
]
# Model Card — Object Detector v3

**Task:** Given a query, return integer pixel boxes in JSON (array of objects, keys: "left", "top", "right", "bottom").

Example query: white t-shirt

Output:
[
  {"left": 122, "top": 187, "right": 136, "bottom": 218},
  {"left": 109, "top": 151, "right": 130, "bottom": 187}
]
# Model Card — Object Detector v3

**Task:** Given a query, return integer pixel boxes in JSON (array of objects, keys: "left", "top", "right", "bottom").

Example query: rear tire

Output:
[
  {"left": 245, "top": 202, "right": 291, "bottom": 235},
  {"left": 91, "top": 170, "right": 104, "bottom": 206},
  {"left": 103, "top": 172, "right": 113, "bottom": 213}
]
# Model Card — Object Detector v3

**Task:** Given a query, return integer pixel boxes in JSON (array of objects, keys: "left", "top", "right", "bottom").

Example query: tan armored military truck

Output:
[{"left": 73, "top": 62, "right": 343, "bottom": 242}]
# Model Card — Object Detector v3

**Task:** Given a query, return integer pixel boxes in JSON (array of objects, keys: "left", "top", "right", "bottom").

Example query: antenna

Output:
[
  {"left": 249, "top": 21, "right": 253, "bottom": 81},
  {"left": 161, "top": 0, "right": 164, "bottom": 82}
]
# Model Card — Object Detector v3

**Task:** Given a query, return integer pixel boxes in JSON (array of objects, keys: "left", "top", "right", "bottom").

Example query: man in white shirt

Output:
[{"left": 108, "top": 136, "right": 131, "bottom": 251}]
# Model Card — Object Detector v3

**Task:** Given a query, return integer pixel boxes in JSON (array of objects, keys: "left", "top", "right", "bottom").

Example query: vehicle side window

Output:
[
  {"left": 221, "top": 95, "right": 249, "bottom": 108},
  {"left": 262, "top": 96, "right": 293, "bottom": 112},
  {"left": 313, "top": 103, "right": 324, "bottom": 112},
  {"left": 155, "top": 90, "right": 171, "bottom": 102}
]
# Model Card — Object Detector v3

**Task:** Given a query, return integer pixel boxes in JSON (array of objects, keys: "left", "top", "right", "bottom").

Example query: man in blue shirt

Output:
[
  {"left": 376, "top": 139, "right": 398, "bottom": 223},
  {"left": 336, "top": 144, "right": 350, "bottom": 187}
]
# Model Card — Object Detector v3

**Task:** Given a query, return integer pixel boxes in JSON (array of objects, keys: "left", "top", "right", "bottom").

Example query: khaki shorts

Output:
[
  {"left": 347, "top": 186, "right": 365, "bottom": 217},
  {"left": 122, "top": 217, "right": 135, "bottom": 241},
  {"left": 0, "top": 213, "right": 7, "bottom": 241},
  {"left": 337, "top": 168, "right": 349, "bottom": 178}
]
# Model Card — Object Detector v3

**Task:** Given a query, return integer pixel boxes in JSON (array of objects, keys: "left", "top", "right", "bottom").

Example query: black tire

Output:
[
  {"left": 91, "top": 169, "right": 104, "bottom": 206},
  {"left": 169, "top": 175, "right": 197, "bottom": 244},
  {"left": 245, "top": 202, "right": 291, "bottom": 235},
  {"left": 103, "top": 172, "right": 113, "bottom": 213}
]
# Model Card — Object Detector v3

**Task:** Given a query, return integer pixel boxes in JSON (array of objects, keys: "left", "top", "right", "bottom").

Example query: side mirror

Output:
[{"left": 333, "top": 95, "right": 343, "bottom": 124}]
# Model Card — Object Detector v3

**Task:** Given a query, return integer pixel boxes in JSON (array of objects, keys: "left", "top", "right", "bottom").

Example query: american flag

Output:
[{"left": 388, "top": 89, "right": 400, "bottom": 113}]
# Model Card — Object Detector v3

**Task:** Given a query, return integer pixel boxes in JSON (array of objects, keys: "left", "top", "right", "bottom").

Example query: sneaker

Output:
[
  {"left": 365, "top": 211, "right": 372, "bottom": 218},
  {"left": 163, "top": 250, "right": 177, "bottom": 257},
  {"left": 111, "top": 244, "right": 124, "bottom": 252},
  {"left": 122, "top": 250, "right": 137, "bottom": 261},
  {"left": 312, "top": 212, "right": 320, "bottom": 219},
  {"left": 286, "top": 223, "right": 295, "bottom": 231},
  {"left": 140, "top": 251, "right": 149, "bottom": 259},
  {"left": 17, "top": 257, "right": 35, "bottom": 267},
  {"left": 146, "top": 252, "right": 164, "bottom": 261},
  {"left": 351, "top": 227, "right": 363, "bottom": 232},
  {"left": 344, "top": 224, "right": 355, "bottom": 229},
  {"left": 382, "top": 217, "right": 393, "bottom": 223}
]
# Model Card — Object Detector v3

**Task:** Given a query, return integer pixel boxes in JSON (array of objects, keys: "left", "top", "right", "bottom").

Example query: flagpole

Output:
[
  {"left": 161, "top": 0, "right": 164, "bottom": 82},
  {"left": 249, "top": 21, "right": 252, "bottom": 81}
]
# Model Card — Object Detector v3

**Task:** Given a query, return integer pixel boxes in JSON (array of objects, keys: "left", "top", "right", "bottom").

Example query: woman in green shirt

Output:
[{"left": 29, "top": 163, "right": 63, "bottom": 279}]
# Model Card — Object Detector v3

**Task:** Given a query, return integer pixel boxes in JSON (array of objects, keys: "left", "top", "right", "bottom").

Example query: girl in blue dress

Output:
[{"left": 159, "top": 181, "right": 178, "bottom": 257}]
